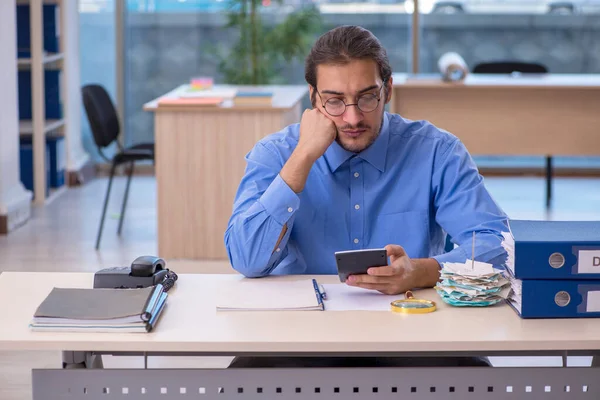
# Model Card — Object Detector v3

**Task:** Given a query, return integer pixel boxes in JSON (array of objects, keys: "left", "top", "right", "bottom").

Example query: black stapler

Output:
[{"left": 93, "top": 255, "right": 176, "bottom": 290}]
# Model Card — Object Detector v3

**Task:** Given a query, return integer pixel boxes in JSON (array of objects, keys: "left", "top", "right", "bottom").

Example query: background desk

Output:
[
  {"left": 390, "top": 73, "right": 600, "bottom": 206},
  {"left": 144, "top": 85, "right": 307, "bottom": 260},
  {"left": 1, "top": 271, "right": 599, "bottom": 399}
]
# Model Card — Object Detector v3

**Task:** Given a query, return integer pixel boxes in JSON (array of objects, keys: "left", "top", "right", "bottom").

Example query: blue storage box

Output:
[
  {"left": 20, "top": 142, "right": 51, "bottom": 199},
  {"left": 18, "top": 69, "right": 62, "bottom": 120},
  {"left": 47, "top": 136, "right": 65, "bottom": 188},
  {"left": 20, "top": 136, "right": 65, "bottom": 189},
  {"left": 16, "top": 4, "right": 59, "bottom": 57}
]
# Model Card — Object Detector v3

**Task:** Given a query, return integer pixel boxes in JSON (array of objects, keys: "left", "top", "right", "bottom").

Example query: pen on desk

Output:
[
  {"left": 311, "top": 279, "right": 324, "bottom": 306},
  {"left": 318, "top": 284, "right": 327, "bottom": 300}
]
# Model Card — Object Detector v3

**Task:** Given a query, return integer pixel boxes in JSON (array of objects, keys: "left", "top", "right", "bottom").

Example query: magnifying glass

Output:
[{"left": 390, "top": 291, "right": 436, "bottom": 314}]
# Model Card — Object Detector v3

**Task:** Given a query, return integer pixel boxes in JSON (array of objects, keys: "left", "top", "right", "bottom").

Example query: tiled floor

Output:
[{"left": 1, "top": 174, "right": 598, "bottom": 399}]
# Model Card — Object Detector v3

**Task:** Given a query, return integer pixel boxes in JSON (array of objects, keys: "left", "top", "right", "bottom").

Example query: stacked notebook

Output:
[
  {"left": 29, "top": 284, "right": 167, "bottom": 332},
  {"left": 502, "top": 219, "right": 600, "bottom": 318}
]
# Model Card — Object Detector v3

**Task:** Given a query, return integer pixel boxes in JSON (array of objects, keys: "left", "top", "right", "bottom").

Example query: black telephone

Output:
[{"left": 93, "top": 255, "right": 178, "bottom": 291}]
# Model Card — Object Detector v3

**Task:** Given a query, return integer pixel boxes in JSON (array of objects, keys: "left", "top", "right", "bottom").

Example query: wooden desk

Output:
[
  {"left": 144, "top": 85, "right": 307, "bottom": 260},
  {"left": 1, "top": 271, "right": 599, "bottom": 399},
  {"left": 0, "top": 272, "right": 600, "bottom": 400},
  {"left": 2, "top": 271, "right": 600, "bottom": 353},
  {"left": 390, "top": 73, "right": 600, "bottom": 156}
]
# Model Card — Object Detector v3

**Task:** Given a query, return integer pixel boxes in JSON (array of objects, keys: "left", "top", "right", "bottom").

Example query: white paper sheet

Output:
[
  {"left": 443, "top": 259, "right": 497, "bottom": 276},
  {"left": 215, "top": 279, "right": 323, "bottom": 311},
  {"left": 321, "top": 284, "right": 402, "bottom": 311}
]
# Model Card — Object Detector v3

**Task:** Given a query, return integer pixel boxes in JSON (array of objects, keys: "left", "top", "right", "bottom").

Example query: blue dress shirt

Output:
[{"left": 225, "top": 112, "right": 509, "bottom": 277}]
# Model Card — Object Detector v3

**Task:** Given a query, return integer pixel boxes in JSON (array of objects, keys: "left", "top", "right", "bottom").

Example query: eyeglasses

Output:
[{"left": 315, "top": 85, "right": 384, "bottom": 117}]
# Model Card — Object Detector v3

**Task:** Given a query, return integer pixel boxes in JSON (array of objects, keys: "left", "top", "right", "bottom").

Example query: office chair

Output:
[
  {"left": 472, "top": 61, "right": 548, "bottom": 74},
  {"left": 432, "top": 2, "right": 464, "bottom": 14},
  {"left": 472, "top": 61, "right": 553, "bottom": 208},
  {"left": 81, "top": 84, "right": 155, "bottom": 250}
]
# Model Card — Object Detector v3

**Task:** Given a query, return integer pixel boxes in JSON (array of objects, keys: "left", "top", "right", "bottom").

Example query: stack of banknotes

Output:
[{"left": 435, "top": 260, "right": 511, "bottom": 307}]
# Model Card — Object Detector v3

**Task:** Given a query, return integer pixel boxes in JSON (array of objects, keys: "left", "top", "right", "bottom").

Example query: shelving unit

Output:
[
  {"left": 19, "top": 119, "right": 65, "bottom": 135},
  {"left": 16, "top": 0, "right": 68, "bottom": 205},
  {"left": 17, "top": 52, "right": 64, "bottom": 66}
]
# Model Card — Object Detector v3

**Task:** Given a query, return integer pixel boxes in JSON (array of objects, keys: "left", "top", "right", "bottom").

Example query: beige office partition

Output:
[{"left": 146, "top": 85, "right": 307, "bottom": 260}]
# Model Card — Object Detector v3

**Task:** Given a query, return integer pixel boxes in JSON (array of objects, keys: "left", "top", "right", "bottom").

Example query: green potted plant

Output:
[{"left": 215, "top": 0, "right": 322, "bottom": 85}]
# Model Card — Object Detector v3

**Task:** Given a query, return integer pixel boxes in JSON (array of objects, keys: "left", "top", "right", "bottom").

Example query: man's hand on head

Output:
[
  {"left": 296, "top": 108, "right": 337, "bottom": 163},
  {"left": 345, "top": 244, "right": 441, "bottom": 295},
  {"left": 280, "top": 108, "right": 337, "bottom": 194}
]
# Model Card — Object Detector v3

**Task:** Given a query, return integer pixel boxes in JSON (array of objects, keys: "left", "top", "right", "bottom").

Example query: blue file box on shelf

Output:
[
  {"left": 16, "top": 4, "right": 62, "bottom": 121},
  {"left": 18, "top": 70, "right": 62, "bottom": 121},
  {"left": 19, "top": 142, "right": 51, "bottom": 199},
  {"left": 16, "top": 4, "right": 59, "bottom": 57},
  {"left": 20, "top": 136, "right": 65, "bottom": 188}
]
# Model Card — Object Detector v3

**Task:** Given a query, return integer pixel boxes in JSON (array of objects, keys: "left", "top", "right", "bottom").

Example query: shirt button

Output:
[
  {"left": 354, "top": 238, "right": 359, "bottom": 244},
  {"left": 287, "top": 207, "right": 293, "bottom": 213},
  {"left": 354, "top": 204, "right": 360, "bottom": 210},
  {"left": 276, "top": 248, "right": 281, "bottom": 252},
  {"left": 354, "top": 172, "right": 360, "bottom": 178}
]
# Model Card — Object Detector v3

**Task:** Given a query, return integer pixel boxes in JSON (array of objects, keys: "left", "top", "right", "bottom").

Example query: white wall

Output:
[
  {"left": 0, "top": 1, "right": 32, "bottom": 231},
  {"left": 62, "top": 0, "right": 90, "bottom": 172}
]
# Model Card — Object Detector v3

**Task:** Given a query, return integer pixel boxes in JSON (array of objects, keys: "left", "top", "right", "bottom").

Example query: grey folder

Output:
[{"left": 33, "top": 286, "right": 157, "bottom": 324}]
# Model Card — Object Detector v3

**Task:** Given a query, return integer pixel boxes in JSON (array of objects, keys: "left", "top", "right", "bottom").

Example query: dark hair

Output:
[{"left": 305, "top": 26, "right": 392, "bottom": 105}]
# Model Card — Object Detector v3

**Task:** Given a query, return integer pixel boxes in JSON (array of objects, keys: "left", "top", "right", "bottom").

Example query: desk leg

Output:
[
  {"left": 62, "top": 351, "right": 103, "bottom": 369},
  {"left": 546, "top": 155, "right": 553, "bottom": 208}
]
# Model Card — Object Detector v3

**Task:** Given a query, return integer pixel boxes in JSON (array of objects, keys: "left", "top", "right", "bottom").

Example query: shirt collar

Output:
[
  {"left": 323, "top": 138, "right": 354, "bottom": 173},
  {"left": 323, "top": 112, "right": 390, "bottom": 173}
]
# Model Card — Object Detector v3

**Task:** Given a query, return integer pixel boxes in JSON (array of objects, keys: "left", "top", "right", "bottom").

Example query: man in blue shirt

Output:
[
  {"left": 225, "top": 26, "right": 508, "bottom": 297},
  {"left": 225, "top": 25, "right": 505, "bottom": 368}
]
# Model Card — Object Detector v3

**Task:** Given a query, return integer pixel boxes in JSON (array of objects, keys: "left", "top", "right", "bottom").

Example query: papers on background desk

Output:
[
  {"left": 435, "top": 260, "right": 511, "bottom": 307},
  {"left": 179, "top": 88, "right": 238, "bottom": 99},
  {"left": 158, "top": 97, "right": 224, "bottom": 107}
]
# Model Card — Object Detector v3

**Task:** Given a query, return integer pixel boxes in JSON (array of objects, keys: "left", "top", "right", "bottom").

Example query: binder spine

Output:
[
  {"left": 520, "top": 280, "right": 600, "bottom": 318},
  {"left": 515, "top": 241, "right": 600, "bottom": 279}
]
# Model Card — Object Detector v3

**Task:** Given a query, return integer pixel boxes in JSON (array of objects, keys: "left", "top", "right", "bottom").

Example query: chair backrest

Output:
[
  {"left": 472, "top": 61, "right": 548, "bottom": 74},
  {"left": 81, "top": 84, "right": 120, "bottom": 149}
]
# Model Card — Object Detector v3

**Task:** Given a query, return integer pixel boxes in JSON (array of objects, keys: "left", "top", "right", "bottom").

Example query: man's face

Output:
[{"left": 310, "top": 59, "right": 392, "bottom": 153}]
